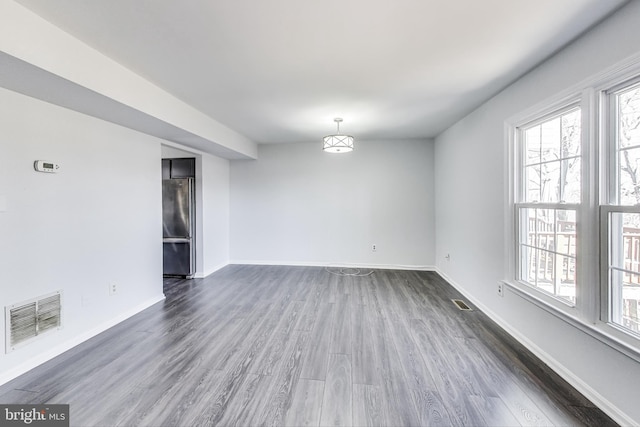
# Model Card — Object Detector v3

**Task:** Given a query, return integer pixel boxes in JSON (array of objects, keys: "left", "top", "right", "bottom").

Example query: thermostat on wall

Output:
[{"left": 34, "top": 160, "right": 60, "bottom": 173}]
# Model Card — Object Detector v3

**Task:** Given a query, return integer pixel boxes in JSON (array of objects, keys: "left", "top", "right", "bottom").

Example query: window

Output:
[
  {"left": 515, "top": 106, "right": 581, "bottom": 305},
  {"left": 602, "top": 80, "right": 640, "bottom": 336},
  {"left": 509, "top": 64, "right": 640, "bottom": 354}
]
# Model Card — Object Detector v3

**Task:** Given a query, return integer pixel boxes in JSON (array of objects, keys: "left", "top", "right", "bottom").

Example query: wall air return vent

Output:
[
  {"left": 452, "top": 299, "right": 472, "bottom": 311},
  {"left": 5, "top": 291, "right": 62, "bottom": 353}
]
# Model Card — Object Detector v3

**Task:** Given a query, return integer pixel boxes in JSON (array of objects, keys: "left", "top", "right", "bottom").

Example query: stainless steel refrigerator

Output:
[{"left": 162, "top": 178, "right": 195, "bottom": 277}]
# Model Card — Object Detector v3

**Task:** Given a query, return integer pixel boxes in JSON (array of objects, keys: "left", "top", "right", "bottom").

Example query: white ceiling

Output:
[{"left": 14, "top": 0, "right": 628, "bottom": 144}]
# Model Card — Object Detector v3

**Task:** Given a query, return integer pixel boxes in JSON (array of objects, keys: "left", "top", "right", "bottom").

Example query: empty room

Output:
[{"left": 1, "top": 0, "right": 640, "bottom": 426}]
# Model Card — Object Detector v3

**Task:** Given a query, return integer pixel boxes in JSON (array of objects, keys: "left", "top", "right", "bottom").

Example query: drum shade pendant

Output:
[{"left": 323, "top": 118, "right": 354, "bottom": 153}]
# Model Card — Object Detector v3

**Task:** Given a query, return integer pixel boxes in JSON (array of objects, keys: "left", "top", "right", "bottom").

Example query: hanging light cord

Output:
[{"left": 324, "top": 266, "right": 374, "bottom": 277}]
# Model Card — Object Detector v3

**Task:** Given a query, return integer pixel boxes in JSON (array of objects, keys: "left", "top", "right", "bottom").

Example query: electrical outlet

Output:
[
  {"left": 372, "top": 244, "right": 377, "bottom": 252},
  {"left": 497, "top": 282, "right": 504, "bottom": 297},
  {"left": 109, "top": 282, "right": 117, "bottom": 296}
]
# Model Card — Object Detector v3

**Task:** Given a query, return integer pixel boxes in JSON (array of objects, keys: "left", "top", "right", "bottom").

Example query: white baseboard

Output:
[
  {"left": 0, "top": 293, "right": 165, "bottom": 387},
  {"left": 434, "top": 268, "right": 635, "bottom": 427},
  {"left": 195, "top": 262, "right": 228, "bottom": 278},
  {"left": 229, "top": 260, "right": 436, "bottom": 271}
]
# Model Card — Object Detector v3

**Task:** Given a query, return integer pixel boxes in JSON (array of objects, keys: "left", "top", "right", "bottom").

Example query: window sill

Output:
[{"left": 503, "top": 280, "right": 640, "bottom": 364}]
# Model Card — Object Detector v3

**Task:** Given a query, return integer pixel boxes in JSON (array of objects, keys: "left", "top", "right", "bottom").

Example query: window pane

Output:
[
  {"left": 541, "top": 161, "right": 561, "bottom": 203},
  {"left": 561, "top": 109, "right": 581, "bottom": 157},
  {"left": 525, "top": 165, "right": 541, "bottom": 202},
  {"left": 518, "top": 207, "right": 577, "bottom": 304},
  {"left": 537, "top": 249, "right": 555, "bottom": 292},
  {"left": 541, "top": 117, "right": 560, "bottom": 163},
  {"left": 521, "top": 244, "right": 537, "bottom": 285},
  {"left": 521, "top": 107, "right": 581, "bottom": 204},
  {"left": 562, "top": 158, "right": 581, "bottom": 203},
  {"left": 611, "top": 269, "right": 640, "bottom": 335},
  {"left": 556, "top": 254, "right": 576, "bottom": 304},
  {"left": 618, "top": 147, "right": 640, "bottom": 205},
  {"left": 519, "top": 207, "right": 537, "bottom": 285},
  {"left": 536, "top": 208, "right": 555, "bottom": 250},
  {"left": 609, "top": 212, "right": 640, "bottom": 335},
  {"left": 610, "top": 212, "right": 640, "bottom": 270},
  {"left": 525, "top": 207, "right": 536, "bottom": 246},
  {"left": 617, "top": 85, "right": 640, "bottom": 149},
  {"left": 557, "top": 210, "right": 577, "bottom": 256},
  {"left": 525, "top": 125, "right": 541, "bottom": 165}
]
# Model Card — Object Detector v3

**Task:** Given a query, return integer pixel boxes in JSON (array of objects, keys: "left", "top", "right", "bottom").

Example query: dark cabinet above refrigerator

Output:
[{"left": 162, "top": 158, "right": 195, "bottom": 179}]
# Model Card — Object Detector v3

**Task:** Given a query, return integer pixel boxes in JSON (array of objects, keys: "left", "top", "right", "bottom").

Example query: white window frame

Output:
[
  {"left": 504, "top": 52, "right": 640, "bottom": 363},
  {"left": 600, "top": 205, "right": 640, "bottom": 338},
  {"left": 599, "top": 74, "right": 640, "bottom": 340},
  {"left": 506, "top": 92, "right": 595, "bottom": 319},
  {"left": 514, "top": 103, "right": 583, "bottom": 307}
]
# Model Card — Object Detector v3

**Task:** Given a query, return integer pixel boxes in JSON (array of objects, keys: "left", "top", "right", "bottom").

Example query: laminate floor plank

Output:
[
  {"left": 369, "top": 315, "right": 422, "bottom": 427},
  {"left": 319, "top": 353, "right": 352, "bottom": 426},
  {"left": 352, "top": 384, "right": 387, "bottom": 427},
  {"left": 0, "top": 266, "right": 616, "bottom": 427},
  {"left": 284, "top": 379, "right": 324, "bottom": 427},
  {"left": 385, "top": 315, "right": 452, "bottom": 427},
  {"left": 350, "top": 303, "right": 378, "bottom": 385},
  {"left": 296, "top": 282, "right": 327, "bottom": 332},
  {"left": 365, "top": 274, "right": 387, "bottom": 319},
  {"left": 137, "top": 368, "right": 226, "bottom": 427},
  {"left": 463, "top": 336, "right": 558, "bottom": 426},
  {"left": 250, "top": 300, "right": 305, "bottom": 376},
  {"left": 258, "top": 329, "right": 310, "bottom": 427},
  {"left": 212, "top": 301, "right": 274, "bottom": 371},
  {"left": 350, "top": 274, "right": 368, "bottom": 306},
  {"left": 291, "top": 267, "right": 324, "bottom": 302},
  {"left": 324, "top": 272, "right": 341, "bottom": 304},
  {"left": 216, "top": 372, "right": 273, "bottom": 427},
  {"left": 300, "top": 302, "right": 335, "bottom": 381},
  {"left": 330, "top": 294, "right": 352, "bottom": 355},
  {"left": 469, "top": 395, "right": 522, "bottom": 427},
  {"left": 410, "top": 318, "right": 502, "bottom": 426}
]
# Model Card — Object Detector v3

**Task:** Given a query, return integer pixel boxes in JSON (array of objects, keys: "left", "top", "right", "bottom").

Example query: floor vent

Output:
[
  {"left": 5, "top": 291, "right": 62, "bottom": 353},
  {"left": 452, "top": 299, "right": 472, "bottom": 311}
]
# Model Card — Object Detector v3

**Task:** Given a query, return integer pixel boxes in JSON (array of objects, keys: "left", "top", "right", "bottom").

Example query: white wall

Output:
[
  {"left": 230, "top": 139, "right": 435, "bottom": 268},
  {"left": 434, "top": 1, "right": 640, "bottom": 424},
  {"left": 199, "top": 154, "right": 230, "bottom": 276},
  {"left": 0, "top": 87, "right": 165, "bottom": 383}
]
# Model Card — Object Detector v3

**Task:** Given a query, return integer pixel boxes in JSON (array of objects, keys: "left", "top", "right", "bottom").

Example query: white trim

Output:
[
  {"left": 504, "top": 121, "right": 517, "bottom": 281},
  {"left": 583, "top": 87, "right": 600, "bottom": 324},
  {"left": 229, "top": 260, "right": 436, "bottom": 271},
  {"left": 436, "top": 268, "right": 636, "bottom": 427},
  {"left": 194, "top": 261, "right": 229, "bottom": 278},
  {"left": 0, "top": 293, "right": 165, "bottom": 387},
  {"left": 503, "top": 279, "right": 640, "bottom": 363}
]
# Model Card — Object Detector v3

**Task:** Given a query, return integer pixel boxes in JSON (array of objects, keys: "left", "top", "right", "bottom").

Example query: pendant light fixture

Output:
[{"left": 323, "top": 118, "right": 354, "bottom": 153}]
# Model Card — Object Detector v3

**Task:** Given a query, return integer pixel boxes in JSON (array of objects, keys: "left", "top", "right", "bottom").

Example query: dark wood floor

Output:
[{"left": 0, "top": 265, "right": 616, "bottom": 426}]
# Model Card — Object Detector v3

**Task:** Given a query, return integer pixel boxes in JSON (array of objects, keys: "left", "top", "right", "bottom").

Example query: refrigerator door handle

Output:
[{"left": 163, "top": 237, "right": 191, "bottom": 243}]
